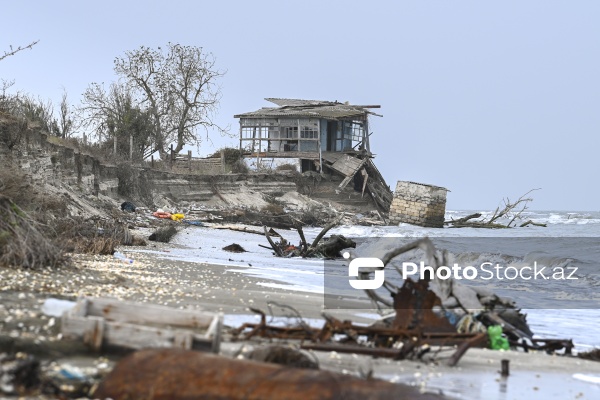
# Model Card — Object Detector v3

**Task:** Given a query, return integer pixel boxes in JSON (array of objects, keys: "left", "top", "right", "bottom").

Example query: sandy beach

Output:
[{"left": 0, "top": 224, "right": 599, "bottom": 399}]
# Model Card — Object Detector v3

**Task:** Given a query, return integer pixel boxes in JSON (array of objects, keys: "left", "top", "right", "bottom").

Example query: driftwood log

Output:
[
  {"left": 445, "top": 189, "right": 544, "bottom": 229},
  {"left": 94, "top": 349, "right": 445, "bottom": 400},
  {"left": 519, "top": 220, "right": 547, "bottom": 227},
  {"left": 264, "top": 215, "right": 355, "bottom": 258}
]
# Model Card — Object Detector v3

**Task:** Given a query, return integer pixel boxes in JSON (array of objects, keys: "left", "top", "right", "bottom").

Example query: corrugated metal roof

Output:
[
  {"left": 234, "top": 98, "right": 373, "bottom": 120},
  {"left": 265, "top": 98, "right": 341, "bottom": 107}
]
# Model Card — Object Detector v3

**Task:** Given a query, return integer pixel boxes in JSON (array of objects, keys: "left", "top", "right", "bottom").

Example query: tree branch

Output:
[{"left": 0, "top": 40, "right": 39, "bottom": 62}]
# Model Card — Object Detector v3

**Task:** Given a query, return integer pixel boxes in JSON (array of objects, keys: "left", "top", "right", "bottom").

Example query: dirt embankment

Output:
[{"left": 0, "top": 112, "right": 386, "bottom": 230}]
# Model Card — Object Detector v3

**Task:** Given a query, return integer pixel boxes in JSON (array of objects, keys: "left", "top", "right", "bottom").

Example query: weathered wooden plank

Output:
[
  {"left": 243, "top": 151, "right": 320, "bottom": 159},
  {"left": 361, "top": 170, "right": 369, "bottom": 197},
  {"left": 173, "top": 331, "right": 193, "bottom": 349},
  {"left": 70, "top": 298, "right": 89, "bottom": 317},
  {"left": 321, "top": 152, "right": 343, "bottom": 164},
  {"left": 62, "top": 298, "right": 222, "bottom": 353},
  {"left": 83, "top": 316, "right": 105, "bottom": 352},
  {"left": 62, "top": 315, "right": 100, "bottom": 343},
  {"left": 331, "top": 155, "right": 365, "bottom": 177},
  {"left": 104, "top": 322, "right": 178, "bottom": 349},
  {"left": 62, "top": 316, "right": 218, "bottom": 352},
  {"left": 86, "top": 298, "right": 215, "bottom": 329},
  {"left": 103, "top": 322, "right": 217, "bottom": 351},
  {"left": 207, "top": 313, "right": 223, "bottom": 354},
  {"left": 336, "top": 176, "right": 353, "bottom": 192}
]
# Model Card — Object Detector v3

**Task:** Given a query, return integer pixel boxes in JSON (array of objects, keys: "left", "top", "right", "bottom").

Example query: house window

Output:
[
  {"left": 283, "top": 126, "right": 298, "bottom": 139},
  {"left": 300, "top": 126, "right": 318, "bottom": 139},
  {"left": 241, "top": 127, "right": 254, "bottom": 139},
  {"left": 350, "top": 122, "right": 364, "bottom": 142}
]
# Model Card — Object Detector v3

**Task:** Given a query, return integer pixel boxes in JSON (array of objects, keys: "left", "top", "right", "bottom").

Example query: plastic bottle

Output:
[
  {"left": 113, "top": 251, "right": 134, "bottom": 264},
  {"left": 488, "top": 325, "right": 510, "bottom": 350}
]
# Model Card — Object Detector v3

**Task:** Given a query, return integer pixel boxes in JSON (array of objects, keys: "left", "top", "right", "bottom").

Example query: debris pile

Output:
[
  {"left": 233, "top": 237, "right": 574, "bottom": 367},
  {"left": 0, "top": 352, "right": 112, "bottom": 398}
]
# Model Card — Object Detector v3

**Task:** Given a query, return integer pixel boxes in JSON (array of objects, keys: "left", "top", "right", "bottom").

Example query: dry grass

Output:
[
  {"left": 0, "top": 164, "right": 69, "bottom": 221},
  {"left": 0, "top": 195, "right": 70, "bottom": 269},
  {"left": 51, "top": 216, "right": 126, "bottom": 255},
  {"left": 275, "top": 163, "right": 297, "bottom": 172}
]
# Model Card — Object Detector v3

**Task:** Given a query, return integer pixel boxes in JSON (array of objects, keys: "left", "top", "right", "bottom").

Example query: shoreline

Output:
[{"left": 1, "top": 226, "right": 600, "bottom": 399}]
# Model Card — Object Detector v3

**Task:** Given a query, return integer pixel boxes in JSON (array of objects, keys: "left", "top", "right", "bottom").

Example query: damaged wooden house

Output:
[{"left": 234, "top": 98, "right": 393, "bottom": 212}]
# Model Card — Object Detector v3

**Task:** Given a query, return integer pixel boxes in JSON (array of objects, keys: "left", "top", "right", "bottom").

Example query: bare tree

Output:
[
  {"left": 81, "top": 82, "right": 156, "bottom": 159},
  {"left": 81, "top": 82, "right": 128, "bottom": 143},
  {"left": 0, "top": 40, "right": 39, "bottom": 62},
  {"left": 51, "top": 90, "right": 76, "bottom": 138},
  {"left": 113, "top": 43, "right": 228, "bottom": 159}
]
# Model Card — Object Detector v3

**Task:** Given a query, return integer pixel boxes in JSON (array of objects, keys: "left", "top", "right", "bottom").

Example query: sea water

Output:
[{"left": 166, "top": 210, "right": 600, "bottom": 350}]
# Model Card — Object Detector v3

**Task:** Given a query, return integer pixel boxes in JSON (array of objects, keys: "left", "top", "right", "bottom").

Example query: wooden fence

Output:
[{"left": 150, "top": 148, "right": 226, "bottom": 175}]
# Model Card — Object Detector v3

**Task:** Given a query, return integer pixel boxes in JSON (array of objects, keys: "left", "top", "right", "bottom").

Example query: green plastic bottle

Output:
[{"left": 488, "top": 325, "right": 510, "bottom": 350}]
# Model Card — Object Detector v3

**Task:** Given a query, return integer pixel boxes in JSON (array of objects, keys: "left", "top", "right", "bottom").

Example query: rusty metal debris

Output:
[
  {"left": 93, "top": 348, "right": 446, "bottom": 400},
  {"left": 233, "top": 237, "right": 576, "bottom": 365},
  {"left": 232, "top": 299, "right": 487, "bottom": 366},
  {"left": 515, "top": 338, "right": 575, "bottom": 354}
]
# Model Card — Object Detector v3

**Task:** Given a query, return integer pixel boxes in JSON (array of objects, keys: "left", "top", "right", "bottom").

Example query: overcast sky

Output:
[{"left": 2, "top": 1, "right": 599, "bottom": 211}]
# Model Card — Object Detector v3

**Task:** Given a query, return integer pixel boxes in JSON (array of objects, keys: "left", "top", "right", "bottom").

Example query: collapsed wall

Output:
[{"left": 388, "top": 181, "right": 448, "bottom": 228}]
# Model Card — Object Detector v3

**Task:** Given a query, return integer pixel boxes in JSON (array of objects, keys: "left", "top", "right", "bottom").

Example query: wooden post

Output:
[
  {"left": 256, "top": 123, "right": 261, "bottom": 169},
  {"left": 129, "top": 134, "right": 133, "bottom": 160},
  {"left": 317, "top": 120, "right": 323, "bottom": 173},
  {"left": 239, "top": 120, "right": 243, "bottom": 154},
  {"left": 75, "top": 152, "right": 82, "bottom": 185},
  {"left": 113, "top": 135, "right": 117, "bottom": 155},
  {"left": 363, "top": 117, "right": 370, "bottom": 153},
  {"left": 501, "top": 359, "right": 510, "bottom": 377},
  {"left": 170, "top": 144, "right": 174, "bottom": 169},
  {"left": 151, "top": 155, "right": 154, "bottom": 168},
  {"left": 92, "top": 159, "right": 100, "bottom": 197},
  {"left": 188, "top": 150, "right": 192, "bottom": 171},
  {"left": 220, "top": 149, "right": 226, "bottom": 174}
]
